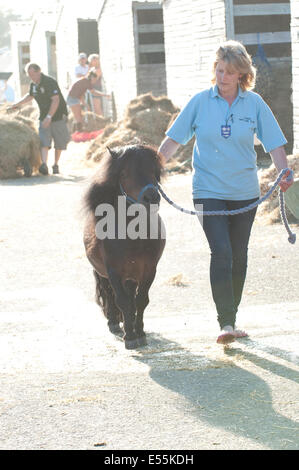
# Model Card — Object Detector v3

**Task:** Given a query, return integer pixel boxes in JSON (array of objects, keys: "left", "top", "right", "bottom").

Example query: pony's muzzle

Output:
[{"left": 140, "top": 186, "right": 161, "bottom": 206}]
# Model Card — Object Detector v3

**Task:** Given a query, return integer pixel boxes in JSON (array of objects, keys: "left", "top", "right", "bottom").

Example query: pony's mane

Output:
[{"left": 83, "top": 144, "right": 164, "bottom": 214}]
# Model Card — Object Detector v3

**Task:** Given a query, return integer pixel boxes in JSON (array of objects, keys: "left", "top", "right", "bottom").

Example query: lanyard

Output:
[{"left": 221, "top": 113, "right": 234, "bottom": 139}]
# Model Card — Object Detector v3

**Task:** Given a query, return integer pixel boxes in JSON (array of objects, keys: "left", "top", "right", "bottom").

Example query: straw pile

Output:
[
  {"left": 68, "top": 111, "right": 110, "bottom": 133},
  {"left": 0, "top": 103, "right": 10, "bottom": 115},
  {"left": 18, "top": 104, "right": 39, "bottom": 120},
  {"left": 258, "top": 154, "right": 299, "bottom": 224},
  {"left": 0, "top": 103, "right": 39, "bottom": 128},
  {"left": 85, "top": 92, "right": 193, "bottom": 172},
  {"left": 0, "top": 103, "right": 40, "bottom": 121},
  {"left": 0, "top": 115, "right": 41, "bottom": 178}
]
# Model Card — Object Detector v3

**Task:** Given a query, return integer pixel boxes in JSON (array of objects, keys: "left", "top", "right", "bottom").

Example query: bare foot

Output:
[{"left": 217, "top": 325, "right": 235, "bottom": 344}]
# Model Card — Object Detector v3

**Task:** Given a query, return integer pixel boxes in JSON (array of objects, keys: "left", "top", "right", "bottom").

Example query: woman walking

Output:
[{"left": 158, "top": 40, "right": 293, "bottom": 344}]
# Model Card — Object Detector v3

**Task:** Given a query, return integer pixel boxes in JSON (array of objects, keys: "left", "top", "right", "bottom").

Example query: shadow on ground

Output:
[
  {"left": 0, "top": 174, "right": 87, "bottom": 187},
  {"left": 132, "top": 332, "right": 299, "bottom": 450}
]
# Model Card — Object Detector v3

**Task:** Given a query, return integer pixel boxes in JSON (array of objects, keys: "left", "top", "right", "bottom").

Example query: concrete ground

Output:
[{"left": 0, "top": 143, "right": 298, "bottom": 450}]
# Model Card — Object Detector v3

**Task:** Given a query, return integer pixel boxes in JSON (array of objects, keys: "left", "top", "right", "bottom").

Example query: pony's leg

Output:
[
  {"left": 93, "top": 270, "right": 122, "bottom": 335},
  {"left": 108, "top": 269, "right": 138, "bottom": 349},
  {"left": 135, "top": 270, "right": 156, "bottom": 346},
  {"left": 93, "top": 270, "right": 103, "bottom": 306}
]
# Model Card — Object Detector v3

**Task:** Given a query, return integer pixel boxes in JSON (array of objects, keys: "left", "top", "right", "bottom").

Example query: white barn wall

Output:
[
  {"left": 9, "top": 21, "right": 32, "bottom": 99},
  {"left": 55, "top": 5, "right": 79, "bottom": 97},
  {"left": 29, "top": 8, "right": 60, "bottom": 77},
  {"left": 163, "top": 0, "right": 226, "bottom": 108},
  {"left": 98, "top": 0, "right": 138, "bottom": 120}
]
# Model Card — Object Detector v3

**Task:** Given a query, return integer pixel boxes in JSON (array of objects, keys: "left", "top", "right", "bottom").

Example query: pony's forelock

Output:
[{"left": 83, "top": 144, "right": 163, "bottom": 213}]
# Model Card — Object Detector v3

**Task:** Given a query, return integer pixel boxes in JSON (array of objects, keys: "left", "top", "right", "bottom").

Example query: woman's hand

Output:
[
  {"left": 279, "top": 169, "right": 294, "bottom": 192},
  {"left": 270, "top": 146, "right": 293, "bottom": 192}
]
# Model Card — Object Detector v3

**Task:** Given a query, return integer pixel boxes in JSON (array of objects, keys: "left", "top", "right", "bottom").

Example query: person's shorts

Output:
[
  {"left": 66, "top": 95, "right": 80, "bottom": 106},
  {"left": 39, "top": 118, "right": 70, "bottom": 150}
]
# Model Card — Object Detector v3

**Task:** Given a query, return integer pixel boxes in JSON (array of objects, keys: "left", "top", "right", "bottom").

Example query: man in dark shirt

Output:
[{"left": 9, "top": 63, "right": 70, "bottom": 175}]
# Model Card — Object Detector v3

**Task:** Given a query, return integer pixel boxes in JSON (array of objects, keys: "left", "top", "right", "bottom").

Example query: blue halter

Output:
[{"left": 119, "top": 183, "right": 158, "bottom": 204}]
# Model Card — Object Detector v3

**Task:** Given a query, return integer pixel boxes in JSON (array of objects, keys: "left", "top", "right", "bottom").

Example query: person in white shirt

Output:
[{"left": 74, "top": 53, "right": 89, "bottom": 79}]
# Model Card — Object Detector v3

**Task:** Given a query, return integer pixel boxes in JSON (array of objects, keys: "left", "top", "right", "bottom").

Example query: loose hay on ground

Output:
[
  {"left": 165, "top": 274, "right": 190, "bottom": 287},
  {"left": 68, "top": 111, "right": 110, "bottom": 133},
  {"left": 0, "top": 116, "right": 41, "bottom": 179}
]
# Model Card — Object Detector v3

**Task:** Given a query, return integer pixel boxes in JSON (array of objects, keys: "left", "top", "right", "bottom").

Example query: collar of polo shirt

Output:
[{"left": 211, "top": 85, "right": 247, "bottom": 99}]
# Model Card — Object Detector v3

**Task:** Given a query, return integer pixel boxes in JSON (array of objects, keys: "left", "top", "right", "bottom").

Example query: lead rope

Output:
[
  {"left": 157, "top": 168, "right": 296, "bottom": 244},
  {"left": 279, "top": 188, "right": 296, "bottom": 244}
]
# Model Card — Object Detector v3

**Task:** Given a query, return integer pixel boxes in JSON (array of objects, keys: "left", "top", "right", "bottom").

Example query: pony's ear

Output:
[{"left": 106, "top": 146, "right": 118, "bottom": 159}]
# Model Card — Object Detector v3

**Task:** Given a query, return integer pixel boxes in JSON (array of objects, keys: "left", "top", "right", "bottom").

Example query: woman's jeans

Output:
[{"left": 193, "top": 198, "right": 258, "bottom": 329}]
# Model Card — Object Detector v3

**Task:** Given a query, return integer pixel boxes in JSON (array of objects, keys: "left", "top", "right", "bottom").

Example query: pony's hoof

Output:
[
  {"left": 137, "top": 336, "right": 147, "bottom": 347},
  {"left": 125, "top": 338, "right": 139, "bottom": 350},
  {"left": 109, "top": 323, "right": 123, "bottom": 336}
]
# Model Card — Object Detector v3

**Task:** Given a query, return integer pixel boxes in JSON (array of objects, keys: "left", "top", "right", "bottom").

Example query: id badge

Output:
[{"left": 221, "top": 125, "right": 231, "bottom": 139}]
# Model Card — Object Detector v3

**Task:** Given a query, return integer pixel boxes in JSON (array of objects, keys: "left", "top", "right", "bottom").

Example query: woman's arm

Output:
[
  {"left": 90, "top": 89, "right": 110, "bottom": 98},
  {"left": 270, "top": 145, "right": 294, "bottom": 192},
  {"left": 158, "top": 136, "right": 181, "bottom": 163}
]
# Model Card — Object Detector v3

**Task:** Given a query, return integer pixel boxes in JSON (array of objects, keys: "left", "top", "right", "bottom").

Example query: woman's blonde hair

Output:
[
  {"left": 211, "top": 40, "right": 256, "bottom": 91},
  {"left": 88, "top": 53, "right": 100, "bottom": 65}
]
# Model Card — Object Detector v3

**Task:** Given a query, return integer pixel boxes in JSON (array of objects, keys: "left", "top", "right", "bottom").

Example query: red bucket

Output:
[{"left": 71, "top": 129, "right": 104, "bottom": 142}]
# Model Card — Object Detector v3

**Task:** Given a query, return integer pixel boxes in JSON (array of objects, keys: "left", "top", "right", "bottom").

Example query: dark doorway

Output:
[
  {"left": 78, "top": 19, "right": 99, "bottom": 56},
  {"left": 133, "top": 1, "right": 167, "bottom": 96}
]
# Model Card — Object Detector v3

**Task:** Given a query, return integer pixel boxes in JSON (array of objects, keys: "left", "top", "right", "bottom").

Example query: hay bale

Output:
[
  {"left": 101, "top": 122, "right": 118, "bottom": 140},
  {"left": 126, "top": 107, "right": 173, "bottom": 145},
  {"left": 14, "top": 115, "right": 38, "bottom": 132},
  {"left": 0, "top": 103, "right": 10, "bottom": 115},
  {"left": 0, "top": 103, "right": 39, "bottom": 123},
  {"left": 85, "top": 123, "right": 118, "bottom": 160},
  {"left": 85, "top": 93, "right": 179, "bottom": 164},
  {"left": 258, "top": 154, "right": 299, "bottom": 224},
  {"left": 90, "top": 126, "right": 139, "bottom": 163},
  {"left": 0, "top": 116, "right": 41, "bottom": 179},
  {"left": 124, "top": 92, "right": 178, "bottom": 119},
  {"left": 84, "top": 92, "right": 194, "bottom": 173},
  {"left": 18, "top": 104, "right": 39, "bottom": 120}
]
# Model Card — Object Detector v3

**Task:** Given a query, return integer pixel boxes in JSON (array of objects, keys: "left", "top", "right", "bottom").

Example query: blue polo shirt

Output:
[{"left": 166, "top": 85, "right": 287, "bottom": 200}]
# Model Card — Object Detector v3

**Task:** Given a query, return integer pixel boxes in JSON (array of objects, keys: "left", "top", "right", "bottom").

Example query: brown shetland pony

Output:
[{"left": 83, "top": 144, "right": 166, "bottom": 349}]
